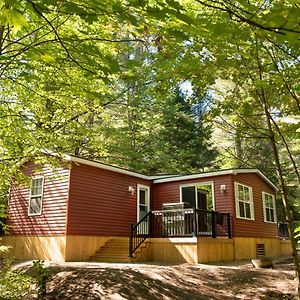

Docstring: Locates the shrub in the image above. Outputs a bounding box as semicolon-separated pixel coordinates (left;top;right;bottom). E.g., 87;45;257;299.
0;258;32;299
32;260;49;298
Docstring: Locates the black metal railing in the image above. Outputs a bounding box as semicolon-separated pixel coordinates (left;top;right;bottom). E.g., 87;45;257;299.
151;208;194;237
151;208;231;238
129;211;151;257
129;209;231;257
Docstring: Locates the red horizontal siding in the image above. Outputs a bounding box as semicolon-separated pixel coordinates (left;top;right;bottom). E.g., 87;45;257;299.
67;163;152;236
154;173;278;238
232;173;278;238
153;174;234;236
8;159;278;240
8;162;69;236
153;175;234;214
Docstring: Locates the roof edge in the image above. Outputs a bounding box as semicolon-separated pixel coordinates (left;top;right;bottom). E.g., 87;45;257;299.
153;169;278;190
65;155;151;180
42;151;277;190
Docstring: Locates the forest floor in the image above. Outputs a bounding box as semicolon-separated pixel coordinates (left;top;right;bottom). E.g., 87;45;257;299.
16;256;296;299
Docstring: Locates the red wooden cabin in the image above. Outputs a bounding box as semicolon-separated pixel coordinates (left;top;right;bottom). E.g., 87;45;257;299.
3;155;291;263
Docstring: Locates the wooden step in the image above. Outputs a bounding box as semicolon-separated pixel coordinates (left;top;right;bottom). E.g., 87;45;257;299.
96;250;129;255
90;256;133;263
89;237;148;263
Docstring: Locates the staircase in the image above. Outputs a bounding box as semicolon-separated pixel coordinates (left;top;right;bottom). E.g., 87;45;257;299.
89;237;149;263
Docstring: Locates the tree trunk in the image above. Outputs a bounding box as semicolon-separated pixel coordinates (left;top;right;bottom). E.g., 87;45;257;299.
235;124;242;168
261;93;300;298
253;44;300;297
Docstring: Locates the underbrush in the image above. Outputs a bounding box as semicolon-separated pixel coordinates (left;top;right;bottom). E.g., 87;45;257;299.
0;258;49;299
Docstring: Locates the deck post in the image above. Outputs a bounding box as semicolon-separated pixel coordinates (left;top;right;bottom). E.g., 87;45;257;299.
227;213;232;238
193;207;197;237
148;211;152;237
129;224;133;257
212;211;216;238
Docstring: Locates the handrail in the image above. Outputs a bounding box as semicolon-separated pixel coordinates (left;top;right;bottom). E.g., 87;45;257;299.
129;211;151;257
129;208;232;256
131;211;151;232
152;208;193;214
151;208;231;238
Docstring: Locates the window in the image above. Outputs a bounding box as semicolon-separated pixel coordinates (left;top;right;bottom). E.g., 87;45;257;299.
262;192;276;223
234;182;254;220
28;177;44;216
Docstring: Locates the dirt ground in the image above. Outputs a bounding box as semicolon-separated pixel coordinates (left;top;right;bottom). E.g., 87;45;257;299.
17;256;297;299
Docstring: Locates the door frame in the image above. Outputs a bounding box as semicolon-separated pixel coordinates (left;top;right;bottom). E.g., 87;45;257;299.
179;181;215;210
137;184;151;222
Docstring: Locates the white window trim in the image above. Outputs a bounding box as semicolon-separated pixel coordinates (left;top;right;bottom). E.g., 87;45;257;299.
28;176;44;217
262;192;277;223
179;181;215;210
234;182;255;221
137;184;150;222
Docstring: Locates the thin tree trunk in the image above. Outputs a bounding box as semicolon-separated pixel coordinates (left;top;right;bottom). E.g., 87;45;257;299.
262;98;300;298
269;115;300;184
0;26;4;54
235;124;242;168
256;85;300;298
254;43;300;298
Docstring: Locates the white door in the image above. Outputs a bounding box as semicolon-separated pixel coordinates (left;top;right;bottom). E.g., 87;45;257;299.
137;184;150;234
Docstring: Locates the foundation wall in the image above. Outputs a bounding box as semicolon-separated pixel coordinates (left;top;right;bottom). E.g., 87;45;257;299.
1;235;293;264
65;235;111;261
149;238;198;263
197;238;235;263
279;240;292;256
234;237;282;260
0;235;66;262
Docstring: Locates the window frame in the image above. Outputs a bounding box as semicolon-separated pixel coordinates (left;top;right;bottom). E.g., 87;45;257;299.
234;182;255;221
28;176;44;216
262;192;277;223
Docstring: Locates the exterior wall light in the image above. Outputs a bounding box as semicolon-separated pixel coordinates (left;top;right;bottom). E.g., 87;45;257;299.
220;184;226;193
128;186;135;195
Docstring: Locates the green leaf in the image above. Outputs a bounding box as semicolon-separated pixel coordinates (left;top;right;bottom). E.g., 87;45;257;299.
175;12;195;26
40;53;56;63
0;8;28;33
167;29;189;40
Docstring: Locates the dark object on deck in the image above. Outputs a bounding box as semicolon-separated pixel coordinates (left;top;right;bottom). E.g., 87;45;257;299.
251;258;273;268
278;222;289;239
216;213;224;225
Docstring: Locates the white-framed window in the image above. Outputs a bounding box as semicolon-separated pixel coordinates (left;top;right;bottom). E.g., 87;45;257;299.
234;182;254;220
262;192;277;223
28;177;44;216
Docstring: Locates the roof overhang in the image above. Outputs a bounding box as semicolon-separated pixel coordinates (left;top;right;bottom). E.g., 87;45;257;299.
64;155;152;180
42;151;277;191
153;169;278;191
